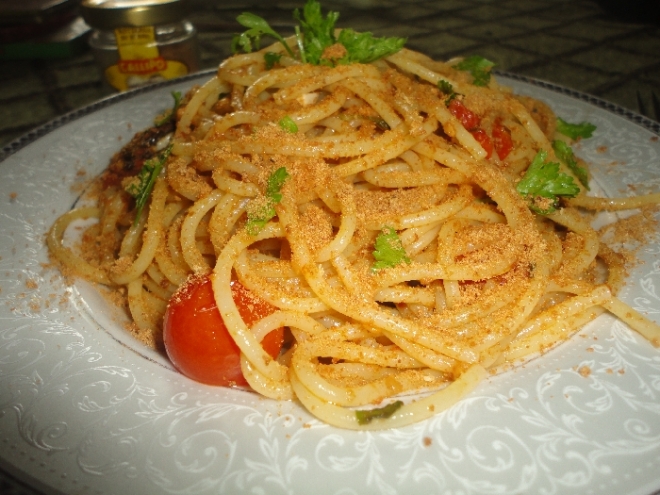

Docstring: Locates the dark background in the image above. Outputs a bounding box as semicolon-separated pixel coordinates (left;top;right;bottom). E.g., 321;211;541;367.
0;0;659;151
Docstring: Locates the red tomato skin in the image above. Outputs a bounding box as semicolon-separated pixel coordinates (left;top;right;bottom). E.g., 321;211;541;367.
492;121;513;160
470;129;493;159
448;99;480;130
163;275;283;387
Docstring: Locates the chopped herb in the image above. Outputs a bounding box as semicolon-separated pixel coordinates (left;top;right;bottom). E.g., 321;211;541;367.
453;55;495;87
154;91;182;126
246;202;275;235
266;166;290;201
370;116;390;131
294;0;338;65
355;400;403;425
372;226;411;271
233;0;405;66
437;79;453;94
125;145;172;225
232;12;296;58
437;79;458;106
279;115;299;133
246;167;290;235
516;150;580;214
556;117;596;140
335;28;406;65
264;51;283;69
552;139;590;189
246;199;275;235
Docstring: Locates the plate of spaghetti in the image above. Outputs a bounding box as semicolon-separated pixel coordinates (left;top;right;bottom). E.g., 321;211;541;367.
2;1;660;494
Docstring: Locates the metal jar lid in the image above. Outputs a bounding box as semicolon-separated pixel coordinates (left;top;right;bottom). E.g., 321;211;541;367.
80;0;190;30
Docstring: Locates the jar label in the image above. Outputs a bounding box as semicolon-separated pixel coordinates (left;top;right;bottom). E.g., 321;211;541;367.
105;26;190;91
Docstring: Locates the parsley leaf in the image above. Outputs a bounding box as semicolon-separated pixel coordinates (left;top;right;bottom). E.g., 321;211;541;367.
294;0;339;65
266;166;290;201
516;150;580;214
154;91;182;127
125;145;172;225
246;202;275;236
552;139;590;190
437;79;459;106
264;51;282;69
294;0;405;65
279;115;299;133
556;117;596;140
246;167;290;235
233;0;405;66
453;55;495;87
437;80;453;94
336;28;406;65
232;12;295;58
355;400;403;425
372;227;411;271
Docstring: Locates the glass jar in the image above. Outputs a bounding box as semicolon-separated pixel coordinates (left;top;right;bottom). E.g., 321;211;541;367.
81;0;200;92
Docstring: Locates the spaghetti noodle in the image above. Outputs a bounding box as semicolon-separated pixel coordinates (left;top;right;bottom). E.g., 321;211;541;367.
48;13;660;429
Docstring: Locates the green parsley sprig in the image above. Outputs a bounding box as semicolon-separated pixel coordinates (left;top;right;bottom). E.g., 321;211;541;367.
246;167;290;235
264;51;283;69
453;55;495;87
516;150;580;214
154;91;182;127
355;400;403;425
125;145;172;225
232;0;406;67
552;139;589;189
293;0;338;64
372;226;411;271
232;12;296;58
334;28;406;65
437;79;459;106
556;117;596;140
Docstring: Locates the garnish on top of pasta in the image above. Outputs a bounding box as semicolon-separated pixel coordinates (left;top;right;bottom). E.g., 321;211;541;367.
47;0;660;430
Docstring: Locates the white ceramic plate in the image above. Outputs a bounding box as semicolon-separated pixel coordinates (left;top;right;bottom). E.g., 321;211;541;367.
1;71;660;495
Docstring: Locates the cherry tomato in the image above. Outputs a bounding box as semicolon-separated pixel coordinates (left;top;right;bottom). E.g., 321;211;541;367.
448;99;480;130
163;275;283;387
492;121;513;160
470;128;493;159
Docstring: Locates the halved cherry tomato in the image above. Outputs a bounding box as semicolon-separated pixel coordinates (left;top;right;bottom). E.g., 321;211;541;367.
448;99;480;130
470;128;493;159
163;275;283;387
492;121;513;160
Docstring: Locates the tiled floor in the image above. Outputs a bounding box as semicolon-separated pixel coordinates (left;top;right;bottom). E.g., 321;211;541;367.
0;0;659;150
